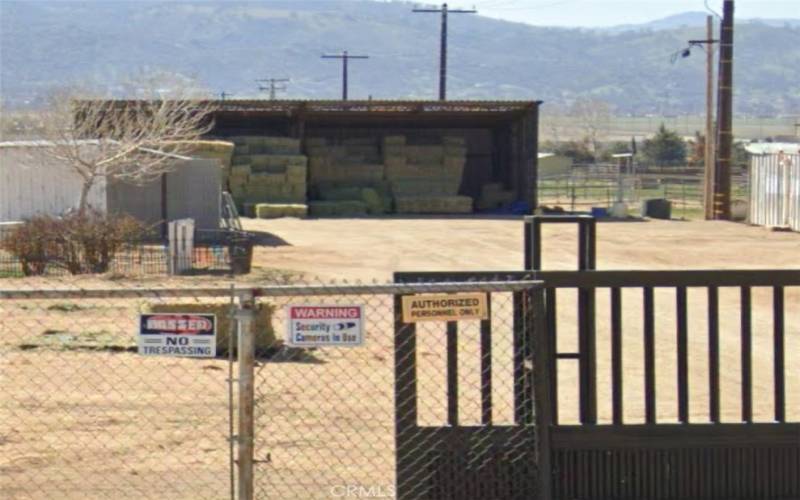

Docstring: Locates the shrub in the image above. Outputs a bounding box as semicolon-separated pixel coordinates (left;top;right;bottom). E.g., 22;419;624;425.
0;211;146;275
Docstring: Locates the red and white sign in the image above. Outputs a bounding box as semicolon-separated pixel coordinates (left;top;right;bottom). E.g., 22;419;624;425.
286;305;364;347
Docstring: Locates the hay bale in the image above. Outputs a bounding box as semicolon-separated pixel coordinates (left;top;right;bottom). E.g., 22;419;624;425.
255;203;308;219
319;186;363;201
157;140;235;170
442;136;466;146
249;154;307;170
146;302;277;355
383;135;406;146
230;164;251;178
361;188;386;214
249;173;285;186
405;146;444;164
305;137;327;148
342;137;376;146
308;200;368;217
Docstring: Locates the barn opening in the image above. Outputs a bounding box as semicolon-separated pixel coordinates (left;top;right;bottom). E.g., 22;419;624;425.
209;100;541;217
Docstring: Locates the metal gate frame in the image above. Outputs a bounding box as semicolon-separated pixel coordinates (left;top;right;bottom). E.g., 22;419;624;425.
392;276;545;499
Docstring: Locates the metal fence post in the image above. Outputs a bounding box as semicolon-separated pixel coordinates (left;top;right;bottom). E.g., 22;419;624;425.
236;290;256;500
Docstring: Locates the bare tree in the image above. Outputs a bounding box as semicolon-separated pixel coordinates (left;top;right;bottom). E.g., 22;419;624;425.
570;97;612;157
30;80;216;215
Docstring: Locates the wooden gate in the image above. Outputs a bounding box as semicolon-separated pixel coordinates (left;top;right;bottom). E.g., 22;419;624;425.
393;215;800;499
392;278;544;500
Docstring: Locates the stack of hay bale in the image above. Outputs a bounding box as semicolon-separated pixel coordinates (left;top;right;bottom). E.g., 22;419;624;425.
306;137;391;216
160;139;235;187
225;136;309;218
383;135;472;214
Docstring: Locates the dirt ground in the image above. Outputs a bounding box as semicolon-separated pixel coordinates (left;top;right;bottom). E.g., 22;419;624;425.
1;216;798;499
244;216;800;280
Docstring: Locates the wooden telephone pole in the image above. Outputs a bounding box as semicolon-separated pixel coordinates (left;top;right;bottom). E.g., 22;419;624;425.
713;0;735;220
256;78;290;100
688;16;719;220
413;3;476;100
321;51;369;101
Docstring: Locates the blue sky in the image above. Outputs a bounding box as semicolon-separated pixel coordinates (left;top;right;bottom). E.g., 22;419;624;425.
459;0;799;27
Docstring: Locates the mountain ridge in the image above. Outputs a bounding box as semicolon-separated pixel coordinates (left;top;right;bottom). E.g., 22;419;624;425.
1;1;798;115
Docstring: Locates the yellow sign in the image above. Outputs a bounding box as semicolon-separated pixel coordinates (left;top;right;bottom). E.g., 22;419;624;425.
402;293;488;323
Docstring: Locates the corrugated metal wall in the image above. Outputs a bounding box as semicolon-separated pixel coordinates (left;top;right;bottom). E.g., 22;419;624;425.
749;154;800;232
0;147;106;221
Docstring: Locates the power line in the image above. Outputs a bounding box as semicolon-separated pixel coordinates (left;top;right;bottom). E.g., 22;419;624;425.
255;78;290;100
321;51;369;101
413;3;477;100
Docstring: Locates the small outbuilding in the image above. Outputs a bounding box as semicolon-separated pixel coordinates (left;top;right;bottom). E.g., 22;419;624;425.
0;141;224;232
746;148;800;232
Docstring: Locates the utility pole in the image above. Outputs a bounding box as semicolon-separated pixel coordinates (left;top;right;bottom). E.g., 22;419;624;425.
672;17;718;218
256;78;290;100
219;91;234;101
685;17;719;220
321;51;369;100
413;3;477;100
714;0;734;220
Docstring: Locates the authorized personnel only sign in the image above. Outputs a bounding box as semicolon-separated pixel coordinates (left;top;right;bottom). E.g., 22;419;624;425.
138;313;216;357
402;293;488;323
286;305;364;347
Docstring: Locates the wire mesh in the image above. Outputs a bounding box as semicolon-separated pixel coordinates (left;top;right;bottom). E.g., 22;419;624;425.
251;281;540;500
1;278;542;500
0;282;236;500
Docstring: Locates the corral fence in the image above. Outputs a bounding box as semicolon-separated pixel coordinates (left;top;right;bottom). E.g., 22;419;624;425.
0;278;541;500
538;164;750;218
749;153;800;232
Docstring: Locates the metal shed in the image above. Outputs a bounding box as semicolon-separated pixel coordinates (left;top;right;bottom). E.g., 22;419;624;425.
748;152;800;232
0;141;221;231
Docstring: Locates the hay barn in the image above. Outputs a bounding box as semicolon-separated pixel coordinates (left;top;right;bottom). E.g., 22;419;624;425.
207;100;541;217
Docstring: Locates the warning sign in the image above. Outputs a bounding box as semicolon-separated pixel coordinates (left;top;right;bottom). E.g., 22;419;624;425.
138;313;216;357
402;293;488;323
286;305;364;347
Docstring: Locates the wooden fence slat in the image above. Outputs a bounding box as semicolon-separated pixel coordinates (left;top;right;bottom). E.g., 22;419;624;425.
741;287;753;423
709;286;720;423
774;287;785;423
446;320;459;426
644;287;656;424
677;286;689;424
546;287;559;425
611;287;623;425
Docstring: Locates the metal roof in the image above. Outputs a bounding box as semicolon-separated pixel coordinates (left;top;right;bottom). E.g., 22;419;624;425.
744;142;800;155
91;99;541;116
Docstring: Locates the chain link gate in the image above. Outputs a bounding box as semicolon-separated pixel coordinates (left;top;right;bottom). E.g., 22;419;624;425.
246;280;543;500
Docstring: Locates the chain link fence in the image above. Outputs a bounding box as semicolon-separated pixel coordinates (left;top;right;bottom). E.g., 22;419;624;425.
250;281;540;499
1;278;541;499
0;283;238;499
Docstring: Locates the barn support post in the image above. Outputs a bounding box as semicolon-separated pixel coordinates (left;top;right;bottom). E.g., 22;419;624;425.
236;291;256;500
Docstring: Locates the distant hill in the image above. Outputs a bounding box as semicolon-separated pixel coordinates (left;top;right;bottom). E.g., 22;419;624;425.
1;1;799;115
